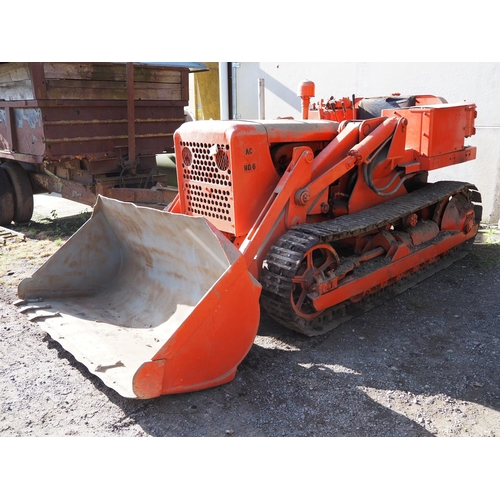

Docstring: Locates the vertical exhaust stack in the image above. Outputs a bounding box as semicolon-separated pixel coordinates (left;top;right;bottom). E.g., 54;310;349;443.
298;80;315;119
18;196;261;399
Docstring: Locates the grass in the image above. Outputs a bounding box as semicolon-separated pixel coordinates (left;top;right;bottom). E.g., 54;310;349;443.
29;209;91;239
485;227;500;245
0;211;91;288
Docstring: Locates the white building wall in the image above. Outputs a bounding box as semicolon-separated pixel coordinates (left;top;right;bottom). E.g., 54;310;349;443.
234;62;500;225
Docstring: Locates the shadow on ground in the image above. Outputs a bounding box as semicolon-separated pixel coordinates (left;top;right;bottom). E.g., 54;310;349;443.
44;240;499;437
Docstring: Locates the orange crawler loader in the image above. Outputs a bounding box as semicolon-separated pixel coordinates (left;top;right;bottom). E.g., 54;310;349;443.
17;81;481;398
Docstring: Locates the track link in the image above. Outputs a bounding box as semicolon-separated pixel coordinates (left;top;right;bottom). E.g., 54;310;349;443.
260;181;480;336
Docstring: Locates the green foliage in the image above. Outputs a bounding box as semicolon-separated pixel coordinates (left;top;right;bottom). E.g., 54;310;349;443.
20;211;91;242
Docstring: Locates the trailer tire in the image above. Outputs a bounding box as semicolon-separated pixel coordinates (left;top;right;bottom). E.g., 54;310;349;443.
0;168;15;226
1;161;34;223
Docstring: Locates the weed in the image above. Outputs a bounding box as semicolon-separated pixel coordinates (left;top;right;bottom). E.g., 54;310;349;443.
478;225;500;245
485;228;500;245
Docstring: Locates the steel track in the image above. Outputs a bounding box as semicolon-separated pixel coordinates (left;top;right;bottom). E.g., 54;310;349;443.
260;181;480;336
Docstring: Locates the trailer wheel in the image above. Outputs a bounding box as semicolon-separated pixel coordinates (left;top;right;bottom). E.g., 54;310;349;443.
0;168;15;226
1;161;34;223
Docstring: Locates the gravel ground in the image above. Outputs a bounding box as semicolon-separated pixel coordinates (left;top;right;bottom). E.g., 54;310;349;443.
1;204;499;439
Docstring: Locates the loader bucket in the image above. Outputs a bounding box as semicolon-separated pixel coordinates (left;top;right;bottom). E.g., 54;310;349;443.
18;196;261;399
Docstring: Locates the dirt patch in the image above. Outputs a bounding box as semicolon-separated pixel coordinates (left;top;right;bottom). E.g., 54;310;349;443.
1;211;499;437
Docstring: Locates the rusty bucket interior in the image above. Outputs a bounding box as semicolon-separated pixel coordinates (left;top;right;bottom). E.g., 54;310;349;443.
18;196;261;398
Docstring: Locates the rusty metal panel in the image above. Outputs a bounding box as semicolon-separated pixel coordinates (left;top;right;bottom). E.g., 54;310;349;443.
40;101;186;160
0;62;189;164
0;100;186;162
13;107;46;156
30;171;98;205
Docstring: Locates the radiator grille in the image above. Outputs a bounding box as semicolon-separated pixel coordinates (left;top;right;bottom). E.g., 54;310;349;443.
180;141;234;227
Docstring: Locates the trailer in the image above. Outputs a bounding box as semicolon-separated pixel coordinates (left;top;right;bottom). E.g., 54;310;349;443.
0;62;204;225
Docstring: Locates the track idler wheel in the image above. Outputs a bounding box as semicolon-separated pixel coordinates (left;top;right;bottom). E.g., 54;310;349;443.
291;244;340;319
1;162;34;223
0;167;15;226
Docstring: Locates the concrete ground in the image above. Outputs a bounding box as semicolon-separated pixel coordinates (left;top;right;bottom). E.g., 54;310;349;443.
32;193;92;221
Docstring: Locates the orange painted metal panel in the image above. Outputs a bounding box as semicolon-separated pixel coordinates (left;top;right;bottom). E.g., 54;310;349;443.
382;104;476;157
174;120;338;238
